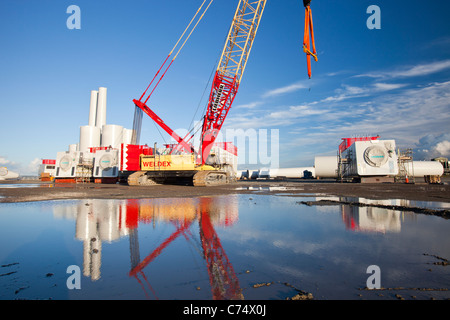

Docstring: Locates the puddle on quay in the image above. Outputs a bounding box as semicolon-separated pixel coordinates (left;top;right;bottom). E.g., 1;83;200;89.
235;186;304;192
0;194;449;300
337;196;450;211
0;183;54;188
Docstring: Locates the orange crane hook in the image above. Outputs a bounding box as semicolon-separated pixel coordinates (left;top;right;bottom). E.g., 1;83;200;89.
303;0;317;79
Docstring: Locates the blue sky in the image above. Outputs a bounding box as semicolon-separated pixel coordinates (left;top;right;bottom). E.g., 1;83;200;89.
1;0;450;174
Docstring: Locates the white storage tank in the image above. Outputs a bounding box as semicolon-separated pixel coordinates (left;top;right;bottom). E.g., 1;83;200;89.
69;144;78;153
101;124;123;149
314;156;339;178
407;161;444;177
122;128;133;145
79;125;101;153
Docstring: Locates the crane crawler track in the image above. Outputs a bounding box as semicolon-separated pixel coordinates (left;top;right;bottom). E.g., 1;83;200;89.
127;171;160;186
193;170;230;187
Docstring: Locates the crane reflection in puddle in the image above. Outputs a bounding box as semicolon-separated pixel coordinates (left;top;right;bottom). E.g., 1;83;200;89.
72;196;243;300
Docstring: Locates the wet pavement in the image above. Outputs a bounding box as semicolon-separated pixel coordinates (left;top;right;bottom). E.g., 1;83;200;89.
0;193;449;300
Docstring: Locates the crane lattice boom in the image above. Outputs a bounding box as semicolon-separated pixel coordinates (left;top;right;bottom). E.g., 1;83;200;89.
199;0;266;165
131;0;317;172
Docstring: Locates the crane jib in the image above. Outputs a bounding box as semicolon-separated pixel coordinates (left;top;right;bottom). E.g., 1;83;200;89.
211;84;225;112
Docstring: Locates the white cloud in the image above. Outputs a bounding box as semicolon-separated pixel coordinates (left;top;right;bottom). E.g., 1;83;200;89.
435;141;450;157
228;80;450;137
321;86;367;103
0;156;42;176
322;82;406;104
414;133;450;160
225;57;450;167
225;103;329;130
268;105;327;120
341;82;449;138
0;156;14;166
245;80;448;166
341;85;365;95
394;60;450;77
356;59;450;79
26;158;41;175
262;81;307;98
426;36;450;49
234;101;260;109
372;83;407;91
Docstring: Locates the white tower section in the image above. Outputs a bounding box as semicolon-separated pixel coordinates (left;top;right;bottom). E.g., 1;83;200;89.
88;90;98;127
96;87;107;129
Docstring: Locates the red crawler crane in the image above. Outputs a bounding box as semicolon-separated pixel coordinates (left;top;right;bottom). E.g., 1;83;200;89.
127;0;318;186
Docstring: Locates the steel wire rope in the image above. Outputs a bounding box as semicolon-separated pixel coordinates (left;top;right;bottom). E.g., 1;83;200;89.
133;0;214;145
184;22;232;151
186;54;221;143
152;117;168;146
142;0;215;106
139;0;210;102
171;59;217;154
